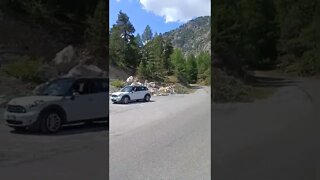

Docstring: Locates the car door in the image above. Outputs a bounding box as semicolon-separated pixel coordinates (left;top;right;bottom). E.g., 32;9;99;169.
130;86;139;100
136;86;145;99
61;79;95;121
89;79;108;119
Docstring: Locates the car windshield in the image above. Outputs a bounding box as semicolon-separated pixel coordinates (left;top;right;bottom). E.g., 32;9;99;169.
120;86;133;92
37;78;74;96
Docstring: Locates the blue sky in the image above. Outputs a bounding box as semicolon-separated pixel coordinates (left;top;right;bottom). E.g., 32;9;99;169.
109;0;210;36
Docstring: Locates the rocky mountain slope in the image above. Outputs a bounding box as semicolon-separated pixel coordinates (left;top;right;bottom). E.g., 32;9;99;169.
163;16;211;56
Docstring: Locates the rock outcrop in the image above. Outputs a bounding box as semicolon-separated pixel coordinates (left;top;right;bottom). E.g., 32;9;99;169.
65;64;107;77
52;45;77;74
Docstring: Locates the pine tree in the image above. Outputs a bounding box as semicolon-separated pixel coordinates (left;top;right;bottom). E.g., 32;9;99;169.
154;32;158;38
116;10;135;43
163;38;174;74
135;33;143;47
197;52;211;83
186;54;198;83
109;10;138;68
170;48;187;84
137;58;147;78
84;0;107;55
142;25;153;44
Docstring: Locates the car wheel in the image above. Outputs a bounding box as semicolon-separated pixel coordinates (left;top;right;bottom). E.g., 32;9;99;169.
40;110;62;133
122;96;129;104
144;94;151;102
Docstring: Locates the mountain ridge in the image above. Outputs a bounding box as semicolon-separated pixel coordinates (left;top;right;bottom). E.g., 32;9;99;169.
163;16;211;56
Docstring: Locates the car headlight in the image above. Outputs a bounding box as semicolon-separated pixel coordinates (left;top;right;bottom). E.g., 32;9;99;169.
112;94;122;97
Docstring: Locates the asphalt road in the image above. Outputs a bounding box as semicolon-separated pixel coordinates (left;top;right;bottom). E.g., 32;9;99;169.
213;73;320;180
0;108;108;180
109;86;211;180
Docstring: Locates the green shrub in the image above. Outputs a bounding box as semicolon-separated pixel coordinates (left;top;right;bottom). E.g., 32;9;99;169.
212;68;251;102
298;50;319;76
174;83;193;94
2;56;43;83
111;79;125;88
164;75;178;83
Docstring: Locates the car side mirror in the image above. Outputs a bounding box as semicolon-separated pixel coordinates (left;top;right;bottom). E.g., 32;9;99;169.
71;91;80;100
73;91;80;96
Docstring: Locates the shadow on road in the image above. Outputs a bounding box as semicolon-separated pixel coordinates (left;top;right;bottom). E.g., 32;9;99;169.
113;100;156;105
10;121;108;136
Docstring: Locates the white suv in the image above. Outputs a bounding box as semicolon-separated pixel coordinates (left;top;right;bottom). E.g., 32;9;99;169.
111;85;151;104
4;77;109;133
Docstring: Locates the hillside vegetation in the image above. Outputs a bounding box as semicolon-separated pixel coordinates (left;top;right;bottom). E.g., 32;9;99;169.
212;0;320;102
109;11;211;86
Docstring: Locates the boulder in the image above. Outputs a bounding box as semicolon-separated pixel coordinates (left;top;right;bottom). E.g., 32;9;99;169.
65;64;107;77
158;86;169;96
149;87;158;96
126;76;134;83
148;82;156;88
52;45;77;74
78;49;95;65
131;82;142;86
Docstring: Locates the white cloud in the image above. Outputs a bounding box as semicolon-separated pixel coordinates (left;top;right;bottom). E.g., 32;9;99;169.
116;0;120;2
139;0;210;23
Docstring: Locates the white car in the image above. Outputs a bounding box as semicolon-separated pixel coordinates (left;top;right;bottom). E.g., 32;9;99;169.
111;85;151;104
4;77;109;133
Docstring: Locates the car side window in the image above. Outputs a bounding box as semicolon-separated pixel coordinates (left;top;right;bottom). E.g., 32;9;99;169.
100;79;108;92
80;81;90;94
90;79;108;93
91;80;101;94
72;80;90;95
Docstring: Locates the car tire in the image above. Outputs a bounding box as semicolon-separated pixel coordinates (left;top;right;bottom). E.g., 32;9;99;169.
40;110;62;133
144;94;151;102
121;96;130;104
